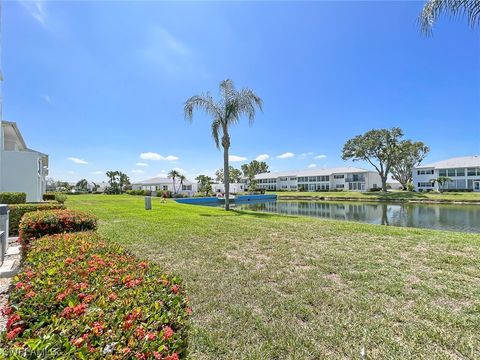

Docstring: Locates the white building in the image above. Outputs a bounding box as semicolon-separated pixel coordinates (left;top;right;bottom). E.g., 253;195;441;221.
132;177;198;196
212;182;246;194
0;121;49;202
255;167;382;192
413;155;480;192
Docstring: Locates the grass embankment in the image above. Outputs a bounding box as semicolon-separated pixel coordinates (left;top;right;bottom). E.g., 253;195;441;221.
274;190;480;203
68;195;480;359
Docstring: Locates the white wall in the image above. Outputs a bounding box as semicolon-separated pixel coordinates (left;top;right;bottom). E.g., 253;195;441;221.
1;151;44;202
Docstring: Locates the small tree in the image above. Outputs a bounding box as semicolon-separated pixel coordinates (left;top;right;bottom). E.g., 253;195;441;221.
76;179;89;192
342;128;404;192
432;176;451;193
215;166;243;183
196;175;213;196
241;160;269;192
178;174;186;192
391;140;430;189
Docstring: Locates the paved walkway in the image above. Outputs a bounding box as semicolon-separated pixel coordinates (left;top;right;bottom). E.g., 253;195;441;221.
0;237;21;333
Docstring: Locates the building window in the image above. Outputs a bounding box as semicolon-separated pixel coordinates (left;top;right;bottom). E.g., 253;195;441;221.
163;185;168;191
182;185;192;191
447;169;456;177
439;169;447;177
417;169;434;175
467;168;479;176
333;174;344;179
336;184;344;189
456;168;465;176
417;182;433;188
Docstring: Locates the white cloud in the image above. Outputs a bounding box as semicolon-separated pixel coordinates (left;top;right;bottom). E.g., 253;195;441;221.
172;167;185;174
140;152;179;161
41;94;52;103
132;169;144;174
299;152;314;159
91;171;104;175
67;157;88;165
308;163;317;168
229;155;247;162
67;170;75;175
136;162;149;167
277;152;295;159
19;0;47;25
255;154;270;161
314;154;327;159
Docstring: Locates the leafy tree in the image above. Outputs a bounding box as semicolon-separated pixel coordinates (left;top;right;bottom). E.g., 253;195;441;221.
241;160;269;192
432;176;451;193
105;171;130;194
419;0;480;36
342;128;404;192
185;79;263;210
391;140;430;189
215;166;243;183
168;170;181;194
195;175;213;196
75;179;89;192
178;174;187;192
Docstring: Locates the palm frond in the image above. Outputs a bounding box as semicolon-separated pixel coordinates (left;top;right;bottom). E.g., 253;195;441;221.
237;88;263;126
211;118;222;149
419;0;480;36
184;93;221;122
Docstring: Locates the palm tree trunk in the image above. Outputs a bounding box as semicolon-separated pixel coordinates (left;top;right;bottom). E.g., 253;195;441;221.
222;130;231;210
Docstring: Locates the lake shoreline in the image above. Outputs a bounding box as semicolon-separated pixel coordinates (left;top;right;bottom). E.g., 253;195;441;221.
277;195;480;205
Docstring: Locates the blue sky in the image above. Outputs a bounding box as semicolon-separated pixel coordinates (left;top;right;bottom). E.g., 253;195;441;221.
3;1;479;183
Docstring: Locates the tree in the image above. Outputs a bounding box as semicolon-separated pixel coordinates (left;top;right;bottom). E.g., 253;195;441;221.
76;179;89;192
185;79;263;210
342;128;404;192
432;176;451;193
391;140;430;189
241;160;269;192
215;166;243;183
118;172;130;193
419;0;480;36
178;174;186;192
196;175;213;196
105;171;129;194
168;170;181;194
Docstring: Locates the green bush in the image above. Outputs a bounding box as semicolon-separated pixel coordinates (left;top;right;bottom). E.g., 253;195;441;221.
8;203;65;235
1;232;190;359
18;210;97;255
127;190;146;196
42;192;56;201
0;192;27;204
156;191;172;198
55;193;67;204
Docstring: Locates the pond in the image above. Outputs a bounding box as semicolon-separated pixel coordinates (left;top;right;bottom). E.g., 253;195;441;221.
232;200;480;233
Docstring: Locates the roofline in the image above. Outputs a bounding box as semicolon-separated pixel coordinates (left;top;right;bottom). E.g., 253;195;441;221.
2;121;28;149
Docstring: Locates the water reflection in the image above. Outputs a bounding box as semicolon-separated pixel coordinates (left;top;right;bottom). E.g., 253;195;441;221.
236;200;480;233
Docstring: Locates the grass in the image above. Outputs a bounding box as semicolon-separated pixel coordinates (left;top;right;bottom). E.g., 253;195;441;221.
68;195;480;359
274;190;480;202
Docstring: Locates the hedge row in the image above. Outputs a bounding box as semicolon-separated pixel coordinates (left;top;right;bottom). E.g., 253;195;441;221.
18;210;97;255
8;203;66;235
1;231;190;359
126;190;174;198
0;192;27;204
42;192;56;201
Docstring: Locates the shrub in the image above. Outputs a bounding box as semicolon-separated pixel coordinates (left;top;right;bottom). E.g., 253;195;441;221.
0;232;190;359
8;203;66;235
42;192;57;201
55;193;67;204
369;188;382;192
0;192;27;204
18;210;97;254
127;190;147;196
156;191;172;198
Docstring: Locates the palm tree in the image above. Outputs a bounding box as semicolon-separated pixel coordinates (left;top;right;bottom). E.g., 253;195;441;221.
431;176;451;193
168;169;181;194
418;0;480;35
184;79;263;210
178;174;186;193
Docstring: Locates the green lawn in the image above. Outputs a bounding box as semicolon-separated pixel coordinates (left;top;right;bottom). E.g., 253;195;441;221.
68;195;480;359
274;190;480;202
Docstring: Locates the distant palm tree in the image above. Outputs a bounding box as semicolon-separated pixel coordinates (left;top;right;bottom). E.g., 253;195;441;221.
184;79;263;210
419;0;480;35
178;174;186;193
168;169;181;194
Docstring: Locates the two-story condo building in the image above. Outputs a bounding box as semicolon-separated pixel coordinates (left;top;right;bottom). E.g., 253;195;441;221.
0;121;49;202
413;155;480;192
255;167;382;192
